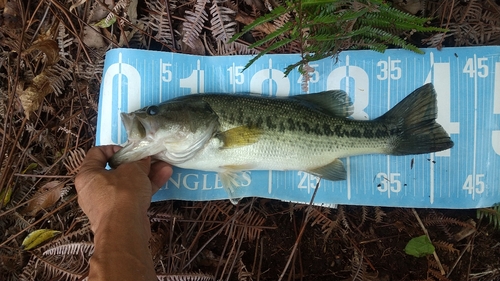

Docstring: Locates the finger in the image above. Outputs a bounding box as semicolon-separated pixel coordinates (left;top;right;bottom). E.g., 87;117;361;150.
81;145;122;170
119;156;152;176
149;161;173;193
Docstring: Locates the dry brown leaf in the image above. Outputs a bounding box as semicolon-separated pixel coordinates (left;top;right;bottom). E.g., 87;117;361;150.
23;39;60;66
453;219;477;241
18;39;60;117
18;71;53;118
235;12;276;35
83;25;106;48
22;181;63;217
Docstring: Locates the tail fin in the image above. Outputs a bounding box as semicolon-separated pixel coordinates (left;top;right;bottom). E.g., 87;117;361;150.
376;83;454;155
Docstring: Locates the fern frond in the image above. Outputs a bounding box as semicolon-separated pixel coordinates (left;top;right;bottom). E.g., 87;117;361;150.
477;203;500;230
376;5;429;25
38;224;92;253
29;251;89;281
310;8;369;24
423;213;473;229
244;37;294;70
57;24;73;61
457;0;483;22
357;206;368;229
360;12;445;32
230;5;287;43
215;40;259;55
232;0;446;77
338;205;351;231
42;242;94;256
433;240;459;256
182;0;209;49
144;0;175;48
63;148;86;176
272;10;291;29
233;210;266;241
428;259;450;280
308;206;339;239
241;22;296;69
190;200;235;224
157;273;215;281
428;268;451;281
18;257;37;281
364;27;424;54
248;21;294;49
210;0;236;43
148;202;184;222
374;206;386;223
350;249;367;281
47;64;73;96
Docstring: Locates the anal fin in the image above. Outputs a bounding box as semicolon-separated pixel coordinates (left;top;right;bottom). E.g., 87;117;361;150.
306;159;346;181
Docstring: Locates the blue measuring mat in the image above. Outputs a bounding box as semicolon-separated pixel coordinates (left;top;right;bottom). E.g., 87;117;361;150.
97;47;500;208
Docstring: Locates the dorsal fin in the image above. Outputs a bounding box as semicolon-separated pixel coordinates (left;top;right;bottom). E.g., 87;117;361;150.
292;90;353;117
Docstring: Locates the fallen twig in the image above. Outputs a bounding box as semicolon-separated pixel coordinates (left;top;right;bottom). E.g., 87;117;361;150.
412;208;446;275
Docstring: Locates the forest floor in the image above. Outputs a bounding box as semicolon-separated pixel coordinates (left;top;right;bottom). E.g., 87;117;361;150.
1;0;500;280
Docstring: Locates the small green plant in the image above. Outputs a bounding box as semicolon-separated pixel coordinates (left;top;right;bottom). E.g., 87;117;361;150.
405;235;435;258
477;203;500;230
230;0;447;76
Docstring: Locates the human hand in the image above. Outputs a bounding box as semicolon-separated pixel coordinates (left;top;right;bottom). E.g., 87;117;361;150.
75;145;172;233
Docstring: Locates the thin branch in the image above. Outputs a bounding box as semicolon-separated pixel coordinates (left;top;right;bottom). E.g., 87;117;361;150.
412;208;446;275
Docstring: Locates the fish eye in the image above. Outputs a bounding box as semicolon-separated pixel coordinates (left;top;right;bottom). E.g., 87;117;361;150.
146;105;159;115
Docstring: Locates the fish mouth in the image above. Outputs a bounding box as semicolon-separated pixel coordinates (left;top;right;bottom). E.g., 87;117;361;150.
120;113;157;141
108;113;163;168
121;113;148;141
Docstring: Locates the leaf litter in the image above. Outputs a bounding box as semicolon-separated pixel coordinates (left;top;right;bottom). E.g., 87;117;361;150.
1;0;500;280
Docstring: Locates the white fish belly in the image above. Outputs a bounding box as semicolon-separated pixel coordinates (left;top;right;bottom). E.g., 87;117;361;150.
175;133;388;172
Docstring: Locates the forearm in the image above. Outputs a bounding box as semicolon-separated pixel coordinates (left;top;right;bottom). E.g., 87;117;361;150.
88;210;157;281
75;146;172;281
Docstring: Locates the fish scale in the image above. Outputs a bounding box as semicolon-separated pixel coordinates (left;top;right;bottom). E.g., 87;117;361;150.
205;94;393;139
202;94;392;156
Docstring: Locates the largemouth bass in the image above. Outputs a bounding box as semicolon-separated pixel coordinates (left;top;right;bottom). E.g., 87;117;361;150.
109;83;453;202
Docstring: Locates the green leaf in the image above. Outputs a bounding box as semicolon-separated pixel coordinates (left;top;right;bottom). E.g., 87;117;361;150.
22;229;61;250
404;235;435;257
229;6;287;43
243;37;295;71
93;16;116;28
234;0;444;75
477;203;500;229
0;185;13;206
248;22;294;49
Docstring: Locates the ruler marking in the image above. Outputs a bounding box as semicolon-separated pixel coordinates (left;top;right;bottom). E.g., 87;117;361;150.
386;57;391;199
473;54;478;200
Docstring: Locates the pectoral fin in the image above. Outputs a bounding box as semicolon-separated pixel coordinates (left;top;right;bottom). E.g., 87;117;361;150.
306;159;346;181
219;126;262;149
